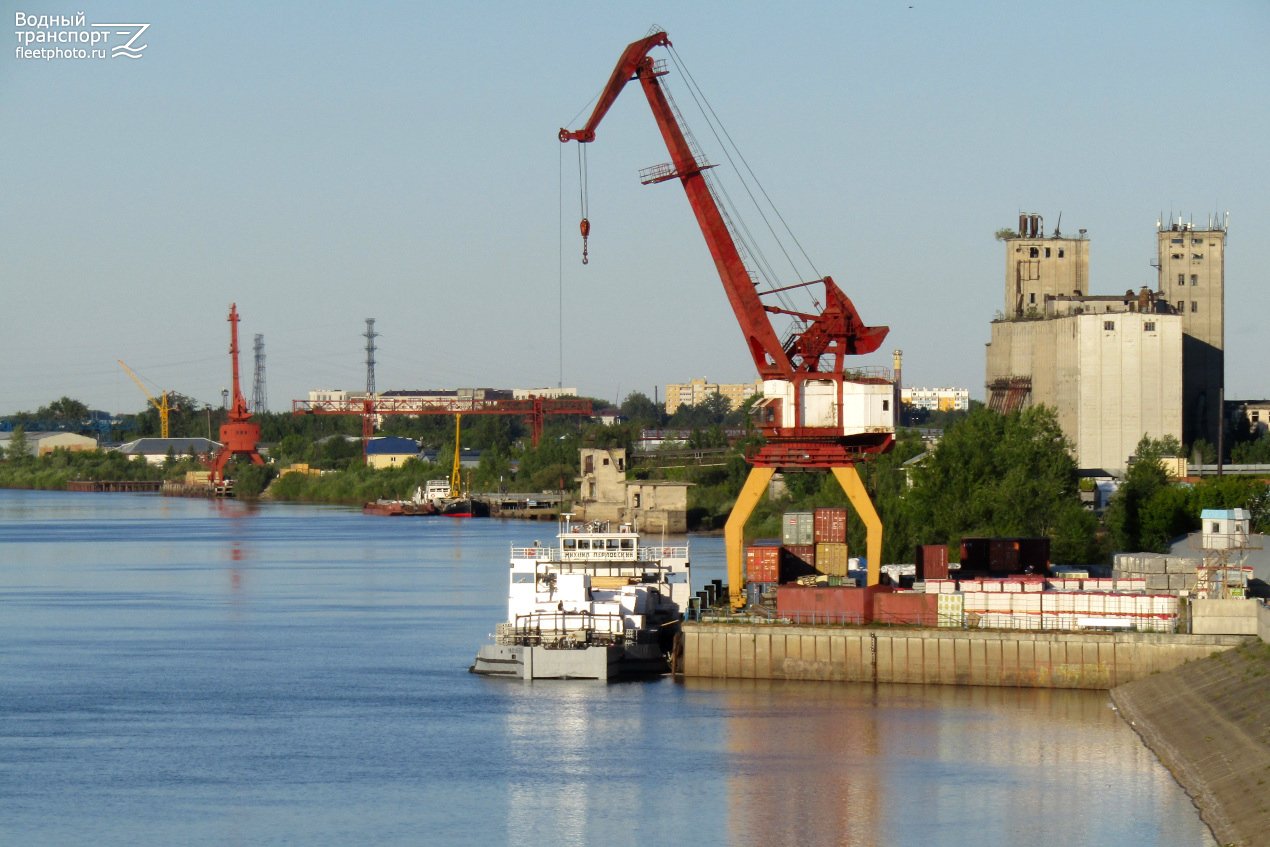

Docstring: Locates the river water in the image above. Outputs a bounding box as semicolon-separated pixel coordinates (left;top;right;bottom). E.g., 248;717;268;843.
0;490;1214;846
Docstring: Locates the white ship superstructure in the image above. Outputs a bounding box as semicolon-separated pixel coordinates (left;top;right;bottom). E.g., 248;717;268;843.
471;516;690;680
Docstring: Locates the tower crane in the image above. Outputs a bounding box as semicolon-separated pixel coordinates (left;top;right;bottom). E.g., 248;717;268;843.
560;31;896;607
118;359;173;438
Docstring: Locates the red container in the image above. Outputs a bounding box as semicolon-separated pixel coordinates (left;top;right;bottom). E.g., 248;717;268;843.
873;591;938;626
776;584;889;624
780;544;817;580
814;508;848;544
916;544;949;580
745;545;781;583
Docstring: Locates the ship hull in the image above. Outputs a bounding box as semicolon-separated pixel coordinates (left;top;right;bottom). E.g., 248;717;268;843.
470;643;669;681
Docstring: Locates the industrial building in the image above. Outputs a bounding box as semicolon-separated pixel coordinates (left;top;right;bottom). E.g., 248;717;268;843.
574;447;690;533
664;378;762;415
0;430;98;456
984;213;1226;472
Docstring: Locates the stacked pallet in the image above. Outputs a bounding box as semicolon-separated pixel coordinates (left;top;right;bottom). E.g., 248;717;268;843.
960;590;1178;632
1113;552;1198;594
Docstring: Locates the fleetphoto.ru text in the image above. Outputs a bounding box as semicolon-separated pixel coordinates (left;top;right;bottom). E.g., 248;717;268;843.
14;12;149;60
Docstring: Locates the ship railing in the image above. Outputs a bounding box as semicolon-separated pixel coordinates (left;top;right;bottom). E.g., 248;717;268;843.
510;545;688;561
507;612;627;647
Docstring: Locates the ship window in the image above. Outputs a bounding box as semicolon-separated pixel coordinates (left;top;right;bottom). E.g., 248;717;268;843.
563;538;577;550
1104;321;1115;331
512;573;534;584
1144;322;1156;332
620;539;634;550
607;538;620;550
1191;301;1198;313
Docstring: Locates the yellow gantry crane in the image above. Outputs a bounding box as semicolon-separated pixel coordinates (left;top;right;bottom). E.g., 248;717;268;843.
118;360;172;438
449;414;462;498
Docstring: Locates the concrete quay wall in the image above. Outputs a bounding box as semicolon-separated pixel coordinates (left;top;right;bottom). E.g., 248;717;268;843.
681;623;1250;689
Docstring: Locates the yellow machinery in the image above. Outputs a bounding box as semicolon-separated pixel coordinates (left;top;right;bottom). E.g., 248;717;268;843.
118;359;172;439
449;414;462;498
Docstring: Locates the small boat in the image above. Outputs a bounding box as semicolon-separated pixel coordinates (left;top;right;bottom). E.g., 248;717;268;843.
362;486;439;516
422;479;489;518
471;514;691;681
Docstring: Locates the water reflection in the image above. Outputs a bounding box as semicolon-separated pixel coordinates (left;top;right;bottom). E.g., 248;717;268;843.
684;679;1214;847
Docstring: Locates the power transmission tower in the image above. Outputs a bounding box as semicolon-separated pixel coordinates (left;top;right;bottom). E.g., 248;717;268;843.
252;334;268;413
364;319;379;397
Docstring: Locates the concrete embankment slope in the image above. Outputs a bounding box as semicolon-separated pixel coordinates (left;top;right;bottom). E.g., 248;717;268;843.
1112;638;1270;847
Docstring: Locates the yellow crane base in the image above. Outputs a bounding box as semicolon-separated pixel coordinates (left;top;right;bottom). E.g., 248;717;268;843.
724;465;882;610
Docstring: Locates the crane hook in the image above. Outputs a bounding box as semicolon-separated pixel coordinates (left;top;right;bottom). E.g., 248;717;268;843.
580;218;590;265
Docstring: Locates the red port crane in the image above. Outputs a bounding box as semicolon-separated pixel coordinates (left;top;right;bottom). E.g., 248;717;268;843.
209;303;265;483
560;31;896;605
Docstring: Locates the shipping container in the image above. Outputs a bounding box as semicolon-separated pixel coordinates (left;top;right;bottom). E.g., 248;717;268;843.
745;581;776;606
815;542;850;576
959;537;1050;575
873;591;939;626
781;544;817;580
915;544;949;580
782;511;815;546
775;584;890;624
745;545;781;583
813;507;849;544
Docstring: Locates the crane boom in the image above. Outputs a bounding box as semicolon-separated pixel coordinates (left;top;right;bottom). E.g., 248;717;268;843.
450;414;462;498
560;31;888;385
118;359;171;438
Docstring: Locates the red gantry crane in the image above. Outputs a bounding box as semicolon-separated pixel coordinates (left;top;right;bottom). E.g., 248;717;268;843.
209;303;265;483
292;395;593;459
560;30;896;607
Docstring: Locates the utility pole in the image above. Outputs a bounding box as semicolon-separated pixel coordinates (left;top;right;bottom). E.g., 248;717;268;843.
252;334;268;414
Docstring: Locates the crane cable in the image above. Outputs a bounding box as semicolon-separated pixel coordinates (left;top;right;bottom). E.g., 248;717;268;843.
577;143;590;264
668;45;823;309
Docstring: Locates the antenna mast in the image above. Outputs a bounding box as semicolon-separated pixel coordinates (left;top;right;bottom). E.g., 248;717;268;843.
364;319;379;397
252;333;267;413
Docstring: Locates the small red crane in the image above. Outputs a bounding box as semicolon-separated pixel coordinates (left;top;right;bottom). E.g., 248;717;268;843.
209;303;265;484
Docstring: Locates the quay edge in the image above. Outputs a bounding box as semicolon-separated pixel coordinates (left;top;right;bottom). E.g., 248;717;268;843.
680;622;1251;689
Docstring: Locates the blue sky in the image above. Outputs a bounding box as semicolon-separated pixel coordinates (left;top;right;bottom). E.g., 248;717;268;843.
3;1;1267;416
